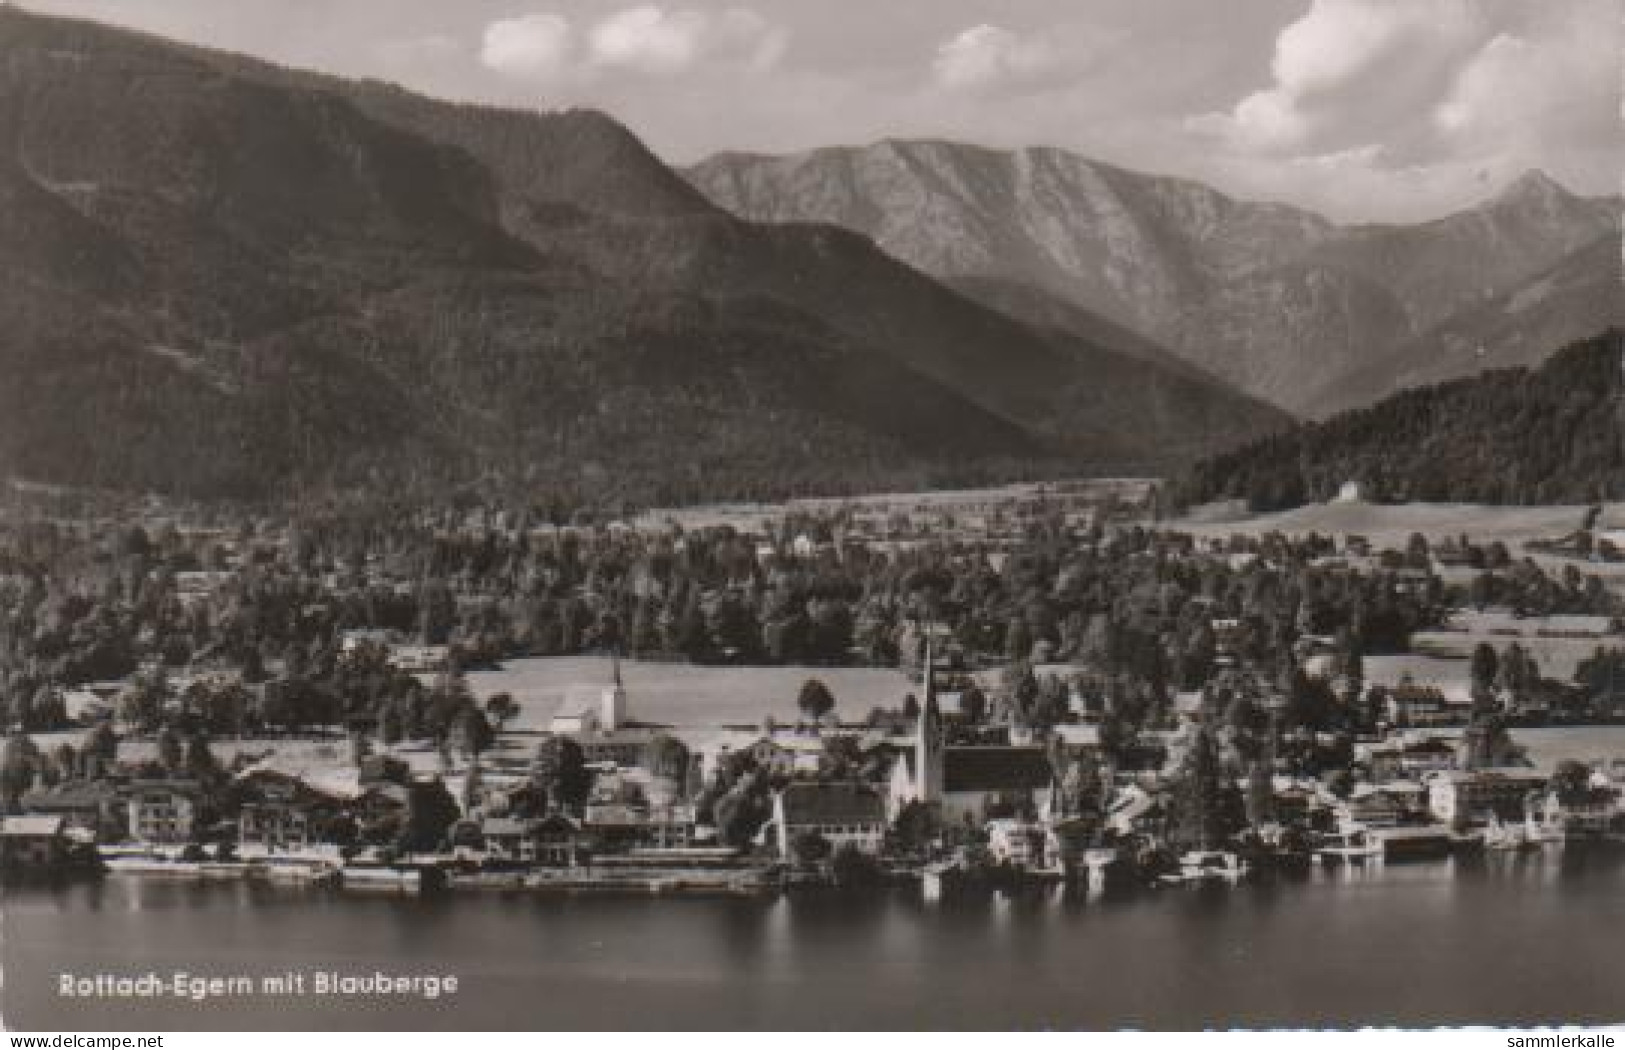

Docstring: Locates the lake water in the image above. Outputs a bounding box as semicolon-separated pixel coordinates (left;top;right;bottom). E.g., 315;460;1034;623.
5;851;1623;1031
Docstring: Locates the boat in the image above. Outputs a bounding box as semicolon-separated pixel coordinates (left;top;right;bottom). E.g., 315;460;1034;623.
100;848;203;877
253;855;340;886
1315;828;1383;865
1159;850;1248;886
1522;815;1568;848
920;861;960;902
339;864;428;895
1483;817;1537;853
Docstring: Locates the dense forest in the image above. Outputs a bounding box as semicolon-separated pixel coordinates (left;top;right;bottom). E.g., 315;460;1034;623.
1171;330;1624;511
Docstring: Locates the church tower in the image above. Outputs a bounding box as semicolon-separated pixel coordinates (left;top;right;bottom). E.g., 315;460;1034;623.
915;635;944;804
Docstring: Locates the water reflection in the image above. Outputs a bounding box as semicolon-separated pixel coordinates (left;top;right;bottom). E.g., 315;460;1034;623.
5;849;1623;1031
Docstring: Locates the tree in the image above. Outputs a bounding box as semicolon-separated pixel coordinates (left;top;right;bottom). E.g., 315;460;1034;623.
184;733;223;786
0;734;41;812
796;678;836;723
1244;762;1275;828
483;693;519;733
379;704;404;746
1169;728;1243;851
791;830;833;868
397;777;462;854
960;685;989;725
818;735;864;780
713;778;771;848
644;733;691;783
83;723;118;778
830;842;883;887
1470;643;1500;700
1551;760;1595;805
454;706;494;758
156;727;185;774
532;736;591;811
887;800;942;857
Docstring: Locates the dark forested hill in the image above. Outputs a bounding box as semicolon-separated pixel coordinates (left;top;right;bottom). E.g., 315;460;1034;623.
1170;331;1625;511
0;7;1286;508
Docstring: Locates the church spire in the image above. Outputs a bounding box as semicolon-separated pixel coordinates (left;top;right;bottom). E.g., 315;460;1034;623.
915;626;943;804
921;632;937;711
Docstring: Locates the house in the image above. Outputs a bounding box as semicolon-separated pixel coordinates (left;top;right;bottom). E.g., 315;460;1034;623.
235;767;332;854
1534;788;1618;839
481;814;587;866
986;818;1058;871
1048;724;1102;754
771;781;887;860
20;781;123;839
747;738;799;778
352;783;410;838
1384;679;1468;729
1339;784;1425;828
1426;768;1548;827
238;802;312;853
390;644;449;674
574;728;662;770
582;802;697;852
125;780;199;845
0;815;70;870
1368;737;1459;782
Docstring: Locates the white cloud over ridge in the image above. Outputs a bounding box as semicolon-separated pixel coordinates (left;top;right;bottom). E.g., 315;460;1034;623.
592;6;785;75
934;25;1058;92
1188;0;1620;220
479;5;786;81
481;14;573;79
931;23;1120;96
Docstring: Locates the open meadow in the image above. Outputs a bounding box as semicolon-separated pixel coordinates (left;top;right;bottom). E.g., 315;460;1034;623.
1175;500;1625;593
464;657;914;729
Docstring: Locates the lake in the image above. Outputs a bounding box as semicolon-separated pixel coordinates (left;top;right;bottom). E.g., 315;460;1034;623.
5;851;1623;1031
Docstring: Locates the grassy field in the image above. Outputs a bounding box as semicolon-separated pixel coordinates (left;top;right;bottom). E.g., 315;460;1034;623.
1175;500;1625;593
1513;726;1625;772
465;657;915;729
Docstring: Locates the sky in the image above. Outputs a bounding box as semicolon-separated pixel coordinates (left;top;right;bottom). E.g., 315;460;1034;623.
20;0;1624;222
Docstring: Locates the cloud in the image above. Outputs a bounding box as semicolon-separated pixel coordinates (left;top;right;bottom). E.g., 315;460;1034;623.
933;25;1058;92
481;13;574;79
1433;7;1622;156
1208;0;1494;155
590;6;785;75
1176;0;1620;219
930;23;1113;96
479;7;786;81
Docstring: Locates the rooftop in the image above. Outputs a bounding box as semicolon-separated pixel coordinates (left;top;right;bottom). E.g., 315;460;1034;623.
943;746;1053;793
779;781;886;827
1;815;66;837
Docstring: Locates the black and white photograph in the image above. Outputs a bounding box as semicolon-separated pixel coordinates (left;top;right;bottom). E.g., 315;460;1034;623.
0;0;1621;1038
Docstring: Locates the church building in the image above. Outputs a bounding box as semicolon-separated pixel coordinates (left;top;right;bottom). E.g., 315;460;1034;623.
888;641;1056;825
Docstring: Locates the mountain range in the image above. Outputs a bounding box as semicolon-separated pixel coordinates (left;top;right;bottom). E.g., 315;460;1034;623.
688;144;1622;417
0;7;1288;506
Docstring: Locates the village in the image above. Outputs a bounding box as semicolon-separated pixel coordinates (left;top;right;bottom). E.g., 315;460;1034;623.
3;486;1625;900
